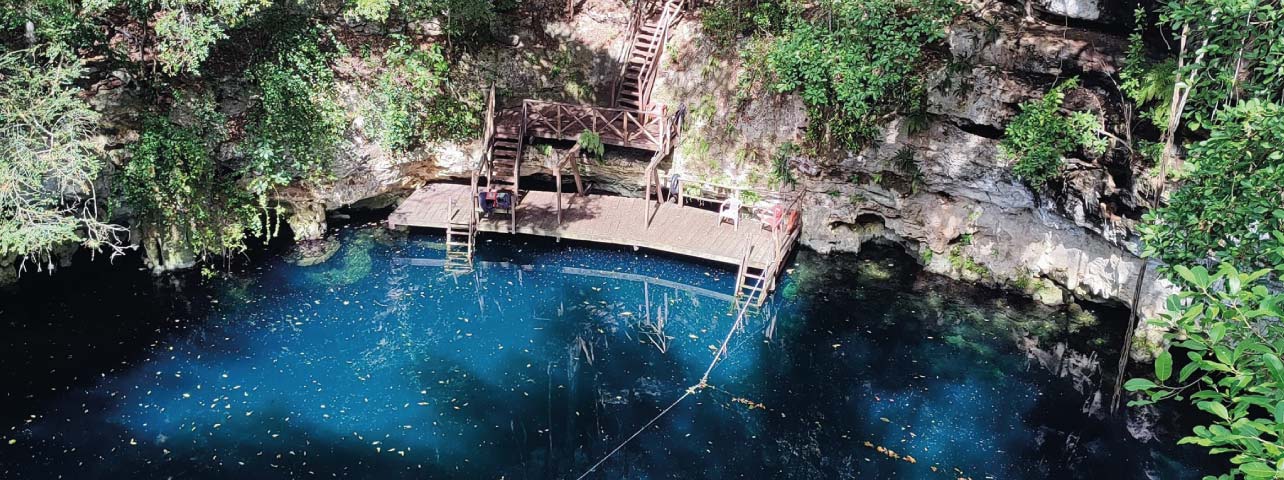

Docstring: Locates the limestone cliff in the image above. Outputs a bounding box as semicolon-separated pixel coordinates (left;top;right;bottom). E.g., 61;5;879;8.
14;0;1173;357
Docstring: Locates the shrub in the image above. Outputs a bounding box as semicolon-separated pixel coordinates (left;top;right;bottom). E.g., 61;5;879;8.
369;41;479;152
243;23;344;198
766;0;960;149
999;79;1106;187
577;130;604;159
1126;263;1284;480
1139;99;1284;272
120;114;260;259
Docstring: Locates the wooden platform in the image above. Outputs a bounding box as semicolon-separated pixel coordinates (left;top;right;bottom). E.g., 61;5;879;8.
388;183;782;269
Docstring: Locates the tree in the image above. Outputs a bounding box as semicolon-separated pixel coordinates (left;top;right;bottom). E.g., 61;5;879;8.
0;48;128;270
1139;100;1284;272
151;0;272;76
119;111;261;263
242;23;344;201
1127;262;1284;480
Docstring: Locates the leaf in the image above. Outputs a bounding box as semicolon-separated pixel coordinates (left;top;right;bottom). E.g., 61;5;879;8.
1209;323;1227;344
1179;362;1200;382
1264;354;1284;386
1124;378;1158;391
1237;462;1275;478
1198;401;1230;420
1155;351;1173;382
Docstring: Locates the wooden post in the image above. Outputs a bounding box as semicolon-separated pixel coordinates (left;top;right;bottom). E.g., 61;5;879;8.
643;174;652;228
571;153;585;196
555;157;563;226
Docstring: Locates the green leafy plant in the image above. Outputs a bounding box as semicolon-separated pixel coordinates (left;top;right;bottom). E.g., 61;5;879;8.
243;23;344;200
0;47;127;265
1119;11;1177;130
1139;99;1284;272
999;78;1107;188
120;114;261;261
1142;0;1284;133
578;130;605;159
891;146;925;193
1126;262;1284;480
369;41;479;152
700;0;787;48
769;142;798;188
766;0;960;148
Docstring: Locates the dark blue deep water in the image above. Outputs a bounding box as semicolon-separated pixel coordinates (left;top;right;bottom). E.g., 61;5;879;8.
1;224;1220;479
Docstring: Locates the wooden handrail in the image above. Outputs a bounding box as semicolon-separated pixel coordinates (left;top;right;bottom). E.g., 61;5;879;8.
522;99;667;149
472;85;496;226
637;0;684;109
611;0;649;107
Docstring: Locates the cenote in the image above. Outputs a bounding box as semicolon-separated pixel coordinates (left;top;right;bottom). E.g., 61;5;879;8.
1;224;1220;479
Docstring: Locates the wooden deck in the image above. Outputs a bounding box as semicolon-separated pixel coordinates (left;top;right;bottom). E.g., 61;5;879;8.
388;183;782;269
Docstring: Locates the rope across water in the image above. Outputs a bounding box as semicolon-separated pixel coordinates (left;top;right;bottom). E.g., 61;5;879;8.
573;273;764;479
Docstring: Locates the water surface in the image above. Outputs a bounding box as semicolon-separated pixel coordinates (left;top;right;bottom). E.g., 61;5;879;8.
0;225;1218;478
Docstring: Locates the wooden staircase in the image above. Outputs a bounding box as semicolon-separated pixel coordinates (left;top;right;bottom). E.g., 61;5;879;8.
614;0;685;111
472;87;525;234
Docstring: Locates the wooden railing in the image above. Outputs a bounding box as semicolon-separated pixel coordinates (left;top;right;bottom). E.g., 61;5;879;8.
611;0;649;106
611;0;685;110
637;0;684;109
522;99;667;150
470;86;497;226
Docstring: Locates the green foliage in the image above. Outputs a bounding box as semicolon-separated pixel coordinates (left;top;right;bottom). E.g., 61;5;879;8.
1139;99;1284;272
120;114;261;260
152;0;271;76
769;142;798;188
1148;0;1284;132
999;79;1106;188
577;130;604;159
369;41;479;152
947;246;987;277
766;0;960;148
891;146;924;193
0;48;125;264
1119;11;1176;130
1126;263;1284;480
0;1;107;50
700;0;788;48
345;0;498;39
244;24;344;199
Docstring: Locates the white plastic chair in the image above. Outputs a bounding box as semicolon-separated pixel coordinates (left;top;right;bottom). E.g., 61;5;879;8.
718;196;742;229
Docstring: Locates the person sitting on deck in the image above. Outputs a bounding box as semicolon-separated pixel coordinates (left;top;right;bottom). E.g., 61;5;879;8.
496;190;513;211
667;173;681;204
479;190;495;214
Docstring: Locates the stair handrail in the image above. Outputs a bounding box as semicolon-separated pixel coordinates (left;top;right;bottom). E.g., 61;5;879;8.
636;0;684;109
472;86;496;225
611;0;649;107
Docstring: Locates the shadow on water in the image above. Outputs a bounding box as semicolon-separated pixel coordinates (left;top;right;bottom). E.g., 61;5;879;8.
1;228;1224;479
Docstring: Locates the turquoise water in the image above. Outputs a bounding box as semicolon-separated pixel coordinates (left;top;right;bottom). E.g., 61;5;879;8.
1;224;1218;478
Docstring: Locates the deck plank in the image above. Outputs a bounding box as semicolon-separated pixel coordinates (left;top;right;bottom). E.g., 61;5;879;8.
392;184;785;268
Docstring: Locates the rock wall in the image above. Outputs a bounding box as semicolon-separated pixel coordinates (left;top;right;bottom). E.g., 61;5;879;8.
648;0;1172;358
17;0;1174;357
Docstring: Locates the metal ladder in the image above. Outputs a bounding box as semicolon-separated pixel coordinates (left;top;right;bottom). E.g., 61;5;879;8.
444;200;475;273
